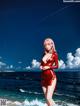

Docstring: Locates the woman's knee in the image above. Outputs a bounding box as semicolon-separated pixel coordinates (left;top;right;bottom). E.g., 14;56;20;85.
42;86;47;94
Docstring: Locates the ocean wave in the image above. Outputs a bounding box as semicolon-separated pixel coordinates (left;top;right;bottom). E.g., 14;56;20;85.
19;89;77;98
6;98;79;106
19;89;43;95
55;92;76;98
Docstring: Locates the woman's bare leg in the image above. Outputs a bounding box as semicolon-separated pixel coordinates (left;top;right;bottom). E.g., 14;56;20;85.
45;78;57;106
42;86;48;106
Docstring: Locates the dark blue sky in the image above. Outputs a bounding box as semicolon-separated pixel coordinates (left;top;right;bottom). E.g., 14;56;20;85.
0;0;80;67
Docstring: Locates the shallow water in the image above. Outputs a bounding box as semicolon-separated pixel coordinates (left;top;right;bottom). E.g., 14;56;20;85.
0;89;79;106
0;71;80;106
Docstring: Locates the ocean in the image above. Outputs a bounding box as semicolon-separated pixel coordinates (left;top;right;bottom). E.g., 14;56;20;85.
0;70;80;106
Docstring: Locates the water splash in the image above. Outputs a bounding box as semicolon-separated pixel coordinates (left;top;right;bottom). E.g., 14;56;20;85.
6;98;79;106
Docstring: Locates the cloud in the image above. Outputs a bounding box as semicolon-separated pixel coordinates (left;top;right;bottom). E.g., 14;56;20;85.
0;61;6;69
10;65;14;69
58;60;66;69
25;59;40;71
18;61;22;64
0;57;15;71
1;47;79;71
0;61;6;66
25;66;31;70
75;48;80;57
66;53;74;68
59;48;80;69
31;59;40;68
25;48;80;71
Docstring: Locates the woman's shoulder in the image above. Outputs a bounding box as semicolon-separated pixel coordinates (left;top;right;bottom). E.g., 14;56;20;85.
52;51;58;58
53;51;58;55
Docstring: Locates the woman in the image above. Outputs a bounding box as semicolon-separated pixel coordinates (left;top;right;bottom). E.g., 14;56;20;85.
40;38;59;106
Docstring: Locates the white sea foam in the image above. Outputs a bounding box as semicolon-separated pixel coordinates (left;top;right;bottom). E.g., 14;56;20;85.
19;89;43;94
6;98;79;106
19;89;25;93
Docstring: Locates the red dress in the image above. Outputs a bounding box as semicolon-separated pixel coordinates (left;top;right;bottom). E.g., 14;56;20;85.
40;51;58;91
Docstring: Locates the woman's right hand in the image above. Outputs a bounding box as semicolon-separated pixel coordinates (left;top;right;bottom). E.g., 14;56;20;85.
40;65;50;70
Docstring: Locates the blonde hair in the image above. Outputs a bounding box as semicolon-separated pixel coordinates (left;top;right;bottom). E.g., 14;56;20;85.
43;38;56;54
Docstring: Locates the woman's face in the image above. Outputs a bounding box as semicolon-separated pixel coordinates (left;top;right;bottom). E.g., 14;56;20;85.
44;40;53;51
